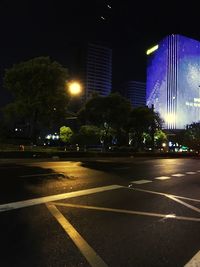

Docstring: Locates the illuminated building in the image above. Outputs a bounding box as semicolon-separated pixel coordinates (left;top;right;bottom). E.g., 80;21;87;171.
120;81;146;108
146;34;200;129
85;43;112;100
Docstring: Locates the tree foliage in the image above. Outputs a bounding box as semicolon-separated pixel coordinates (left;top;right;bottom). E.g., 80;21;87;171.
79;93;131;128
154;129;167;148
72;125;101;146
3;57;69;140
78;93;132;146
59;126;73;144
128;107;163;150
183;122;200;150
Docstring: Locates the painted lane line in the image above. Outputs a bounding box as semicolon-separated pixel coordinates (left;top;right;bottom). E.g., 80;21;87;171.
184;250;200;267
166;195;200;214
186;172;197;175
20;173;64;178
197;170;200;173
130;180;152;184
171;173;185;177
154;176;171;180
129;187;200;203
0;185;123;213
47;204;108;267
51;202;200;223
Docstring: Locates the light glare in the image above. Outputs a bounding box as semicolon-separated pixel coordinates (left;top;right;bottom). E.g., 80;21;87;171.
68;82;82;95
165;113;175;124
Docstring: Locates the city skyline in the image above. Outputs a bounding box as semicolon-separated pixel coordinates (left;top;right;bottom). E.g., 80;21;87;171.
1;1;200;88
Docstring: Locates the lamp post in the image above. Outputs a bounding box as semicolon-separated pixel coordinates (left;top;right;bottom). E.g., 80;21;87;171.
65;81;83;129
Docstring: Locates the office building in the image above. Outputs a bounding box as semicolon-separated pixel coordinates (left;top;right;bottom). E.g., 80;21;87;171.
121;81;146;108
146;34;200;129
83;43;112;100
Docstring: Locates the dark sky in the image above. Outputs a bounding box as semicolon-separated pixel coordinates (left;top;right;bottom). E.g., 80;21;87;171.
1;0;200;94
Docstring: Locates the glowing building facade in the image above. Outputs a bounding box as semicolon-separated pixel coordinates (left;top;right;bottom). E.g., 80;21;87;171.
146;34;200;129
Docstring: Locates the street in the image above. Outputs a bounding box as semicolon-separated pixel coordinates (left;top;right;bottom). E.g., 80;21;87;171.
1;157;200;266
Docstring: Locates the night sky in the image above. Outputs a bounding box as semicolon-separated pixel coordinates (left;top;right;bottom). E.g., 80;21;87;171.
1;0;200;102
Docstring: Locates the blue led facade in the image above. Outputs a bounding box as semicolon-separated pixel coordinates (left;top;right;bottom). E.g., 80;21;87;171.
147;34;200;129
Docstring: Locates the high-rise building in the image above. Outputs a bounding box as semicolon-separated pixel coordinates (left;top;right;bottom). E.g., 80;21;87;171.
84;43;112;100
146;34;200;129
121;81;146;108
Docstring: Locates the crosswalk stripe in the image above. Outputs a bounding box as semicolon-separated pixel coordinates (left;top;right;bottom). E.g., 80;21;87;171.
154;176;171;180
172;173;185;177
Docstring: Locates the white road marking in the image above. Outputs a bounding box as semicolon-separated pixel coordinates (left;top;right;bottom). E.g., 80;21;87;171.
128;186;200;215
154;176;171;180
171;173;185;177
51;202;200;222
184;250;200;267
166;195;200;214
186;172;196;175
197;170;200;173
129;187;200;203
0;185;123;213
47;204;108;267
130;180;152;184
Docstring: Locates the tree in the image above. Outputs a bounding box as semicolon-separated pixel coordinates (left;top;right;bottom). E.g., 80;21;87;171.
78;93;132;146
60;126;73;144
3;57;69;141
154;129;167;149
183;122;200;151
128;107;163;151
72;125;101;147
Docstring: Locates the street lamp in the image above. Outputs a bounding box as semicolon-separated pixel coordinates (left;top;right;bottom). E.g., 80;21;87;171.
68;81;82;96
66;81;83;120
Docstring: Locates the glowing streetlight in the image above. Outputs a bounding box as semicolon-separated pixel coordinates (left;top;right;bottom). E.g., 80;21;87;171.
68;81;82;96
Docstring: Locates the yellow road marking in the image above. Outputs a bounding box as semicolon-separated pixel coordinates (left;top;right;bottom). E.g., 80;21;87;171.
46;203;108;267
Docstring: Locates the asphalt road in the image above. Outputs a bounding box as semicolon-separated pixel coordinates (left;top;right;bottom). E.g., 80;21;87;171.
1;156;200;266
